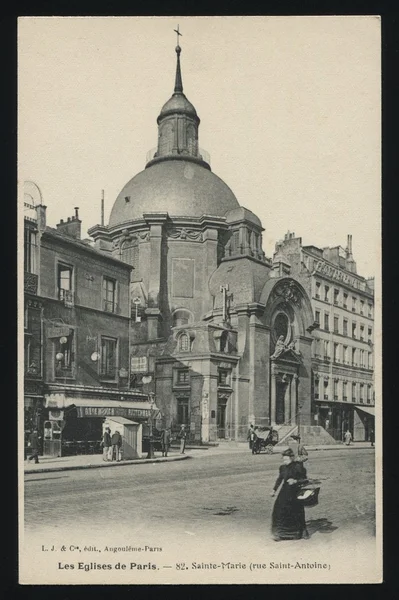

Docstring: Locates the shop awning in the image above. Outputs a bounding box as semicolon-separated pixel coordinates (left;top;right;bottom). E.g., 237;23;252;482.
45;396;160;420
355;405;375;417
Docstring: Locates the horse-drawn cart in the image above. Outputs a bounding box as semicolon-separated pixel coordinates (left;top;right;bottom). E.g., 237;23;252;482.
252;426;279;454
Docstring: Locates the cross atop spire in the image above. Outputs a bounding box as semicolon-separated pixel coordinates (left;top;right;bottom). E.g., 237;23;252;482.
174;24;182;47
173;25;183;93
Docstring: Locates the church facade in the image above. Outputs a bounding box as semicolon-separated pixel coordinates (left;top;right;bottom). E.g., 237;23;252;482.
88;42;321;443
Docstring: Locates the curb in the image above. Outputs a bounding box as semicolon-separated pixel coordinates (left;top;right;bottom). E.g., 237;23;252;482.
24;454;191;475
273;445;374;453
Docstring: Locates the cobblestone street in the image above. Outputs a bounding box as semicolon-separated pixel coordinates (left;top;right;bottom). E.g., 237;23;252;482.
22;448;378;584
25;448;375;541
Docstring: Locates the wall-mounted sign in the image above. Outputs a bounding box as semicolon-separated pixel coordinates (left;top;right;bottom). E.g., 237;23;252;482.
47;326;71;339
131;356;148;373
313;260;366;291
77;406;153;419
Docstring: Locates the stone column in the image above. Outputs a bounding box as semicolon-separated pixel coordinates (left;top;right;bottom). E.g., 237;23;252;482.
270;363;277;425
291;374;298;424
143;213;167;340
284;376;292;424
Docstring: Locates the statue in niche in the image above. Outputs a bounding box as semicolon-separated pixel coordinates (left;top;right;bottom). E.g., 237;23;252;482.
271;335;287;359
287;339;302;356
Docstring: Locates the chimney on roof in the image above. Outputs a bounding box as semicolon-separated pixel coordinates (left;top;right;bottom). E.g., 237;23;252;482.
347;234;353;256
36;204;47;232
56;208;82;240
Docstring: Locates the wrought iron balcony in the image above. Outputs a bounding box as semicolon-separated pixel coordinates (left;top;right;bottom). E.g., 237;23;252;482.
24;271;38;295
59;289;75;307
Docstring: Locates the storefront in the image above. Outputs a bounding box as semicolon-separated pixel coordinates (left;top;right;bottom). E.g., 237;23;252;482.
24;380;45;458
314;401;354;442
44;385;160;456
354;405;375;442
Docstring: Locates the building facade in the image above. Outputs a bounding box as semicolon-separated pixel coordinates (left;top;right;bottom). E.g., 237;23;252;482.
88;43;325;444
23;196;156;456
273;231;375;441
24;42;375;448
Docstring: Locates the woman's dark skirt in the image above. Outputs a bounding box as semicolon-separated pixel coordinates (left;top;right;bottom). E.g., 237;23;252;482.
271;483;306;540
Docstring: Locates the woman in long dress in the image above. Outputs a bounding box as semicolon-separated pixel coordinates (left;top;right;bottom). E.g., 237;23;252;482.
270;448;309;541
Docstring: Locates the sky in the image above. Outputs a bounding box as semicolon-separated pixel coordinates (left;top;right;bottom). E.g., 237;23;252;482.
18;16;380;277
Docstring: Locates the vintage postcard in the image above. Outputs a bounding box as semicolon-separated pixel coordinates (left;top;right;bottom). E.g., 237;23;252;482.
19;16;382;584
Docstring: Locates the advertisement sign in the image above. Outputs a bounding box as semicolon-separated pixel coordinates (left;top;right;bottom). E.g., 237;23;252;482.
130;356;148;373
76;406;153;419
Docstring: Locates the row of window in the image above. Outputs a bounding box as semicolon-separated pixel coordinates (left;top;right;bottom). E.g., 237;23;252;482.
313;339;373;368
314;282;373;317
314;378;373;404
315;311;372;341
57;263;118;312
54;332;118;380
176;368;231;386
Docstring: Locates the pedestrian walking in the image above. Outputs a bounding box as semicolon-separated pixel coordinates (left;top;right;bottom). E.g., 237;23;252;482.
27;428;41;464
270;448;309;541
288;434;308;465
178;424;187;454
111;430;122;461
370;428;374;448
161;427;171;457
247;424;256;452
102;427;112;461
344;429;352;446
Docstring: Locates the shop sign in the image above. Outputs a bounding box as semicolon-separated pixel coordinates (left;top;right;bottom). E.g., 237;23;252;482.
47;326;71;339
77;406;152;419
131;356;148;373
314;260;365;291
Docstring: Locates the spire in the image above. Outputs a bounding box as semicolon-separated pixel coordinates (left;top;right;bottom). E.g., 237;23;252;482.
174;44;183;93
173;25;183;93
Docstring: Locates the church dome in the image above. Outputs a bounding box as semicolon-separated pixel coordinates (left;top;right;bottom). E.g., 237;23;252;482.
159;93;197;119
109;159;239;226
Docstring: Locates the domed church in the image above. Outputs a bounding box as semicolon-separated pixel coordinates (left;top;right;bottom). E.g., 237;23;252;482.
88;40;317;443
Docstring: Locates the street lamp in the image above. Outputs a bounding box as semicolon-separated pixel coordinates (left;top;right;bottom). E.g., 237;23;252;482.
147;392;156;459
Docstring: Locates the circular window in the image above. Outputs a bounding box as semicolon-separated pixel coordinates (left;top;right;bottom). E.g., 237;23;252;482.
273;312;290;343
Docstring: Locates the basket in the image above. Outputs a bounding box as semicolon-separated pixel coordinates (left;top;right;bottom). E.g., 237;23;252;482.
296;485;320;507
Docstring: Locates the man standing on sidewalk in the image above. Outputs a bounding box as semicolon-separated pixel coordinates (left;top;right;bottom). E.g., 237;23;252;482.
178;424;187;454
344;429;352;446
102;427;112;461
111;430;122;461
27;428;41;464
247;424;256;452
161;427;171;457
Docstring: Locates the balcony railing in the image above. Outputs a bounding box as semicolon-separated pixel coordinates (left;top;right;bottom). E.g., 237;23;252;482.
24;271;38;295
103;300;118;314
100;366;117;380
59;289;75;307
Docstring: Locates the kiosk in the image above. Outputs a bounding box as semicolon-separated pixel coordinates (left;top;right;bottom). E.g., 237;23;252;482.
103;417;143;460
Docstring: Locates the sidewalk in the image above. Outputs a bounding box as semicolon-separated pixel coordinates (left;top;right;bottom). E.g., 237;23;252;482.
24;441;374;474
24;451;190;475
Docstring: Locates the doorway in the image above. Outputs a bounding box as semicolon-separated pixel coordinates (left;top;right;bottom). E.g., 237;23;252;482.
276;381;286;425
217;399;227;438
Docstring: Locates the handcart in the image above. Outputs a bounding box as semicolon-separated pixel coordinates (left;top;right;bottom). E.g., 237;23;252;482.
252;426;279;454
